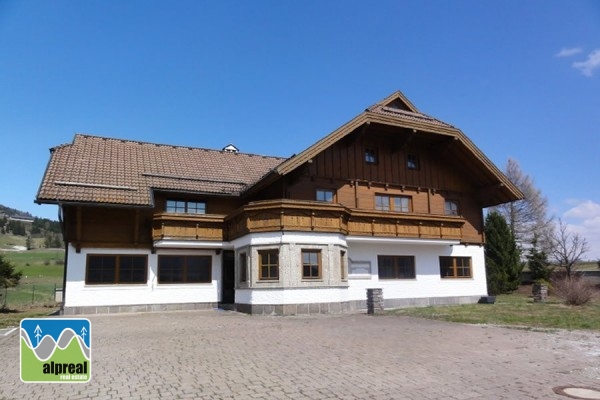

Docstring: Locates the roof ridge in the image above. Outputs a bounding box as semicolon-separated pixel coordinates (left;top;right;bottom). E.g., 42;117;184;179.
73;133;287;161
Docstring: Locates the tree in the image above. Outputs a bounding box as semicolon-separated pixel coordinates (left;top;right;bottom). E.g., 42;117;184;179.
491;158;553;253
550;219;589;278
526;235;552;281
26;234;33;250
484;211;522;294
0;254;22;308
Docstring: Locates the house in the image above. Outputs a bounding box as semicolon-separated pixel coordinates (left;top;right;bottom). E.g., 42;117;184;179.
35;91;522;315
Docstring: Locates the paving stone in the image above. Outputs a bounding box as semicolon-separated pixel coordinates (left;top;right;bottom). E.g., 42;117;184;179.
1;311;599;399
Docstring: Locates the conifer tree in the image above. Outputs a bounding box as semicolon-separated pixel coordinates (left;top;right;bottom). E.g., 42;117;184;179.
484;211;522;294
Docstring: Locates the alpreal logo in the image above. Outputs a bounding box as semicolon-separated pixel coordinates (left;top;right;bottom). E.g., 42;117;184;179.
20;318;91;383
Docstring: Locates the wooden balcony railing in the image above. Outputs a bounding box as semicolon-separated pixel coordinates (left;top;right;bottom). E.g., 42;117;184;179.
152;213;226;241
152;200;466;243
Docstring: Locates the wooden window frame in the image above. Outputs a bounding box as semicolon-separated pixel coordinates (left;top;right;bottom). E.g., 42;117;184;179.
301;249;321;280
375;194;412;212
407;154;419;170
444;200;459;216
340;250;347;281
316;189;335;202
258;249;279;281
377;255;416;280
166;199;206;214
439;256;472;279
365;148;378;164
239;252;247;283
86;254;148;285
157;255;212;284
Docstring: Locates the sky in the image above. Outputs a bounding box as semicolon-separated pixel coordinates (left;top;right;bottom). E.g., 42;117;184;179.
1;1;599;259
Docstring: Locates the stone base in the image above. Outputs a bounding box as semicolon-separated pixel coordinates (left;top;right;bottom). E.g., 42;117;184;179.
235;295;482;316
62;302;218;315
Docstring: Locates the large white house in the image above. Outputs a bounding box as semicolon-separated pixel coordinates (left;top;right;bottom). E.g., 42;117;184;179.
36;91;521;315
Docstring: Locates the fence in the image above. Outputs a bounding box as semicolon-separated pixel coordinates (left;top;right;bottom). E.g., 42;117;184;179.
0;283;61;309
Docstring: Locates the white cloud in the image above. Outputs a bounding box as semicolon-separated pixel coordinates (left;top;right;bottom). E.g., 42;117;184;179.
561;199;600;260
555;47;582;57
572;49;600;77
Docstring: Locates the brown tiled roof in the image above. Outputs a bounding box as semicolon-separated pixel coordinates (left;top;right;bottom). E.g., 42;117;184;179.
36;134;286;206
366;104;455;129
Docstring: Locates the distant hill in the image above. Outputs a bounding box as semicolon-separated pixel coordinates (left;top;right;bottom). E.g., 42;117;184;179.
1;203;61;249
0;204;34;220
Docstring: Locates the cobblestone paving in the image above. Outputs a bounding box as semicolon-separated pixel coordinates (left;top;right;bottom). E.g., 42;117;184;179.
1;310;599;399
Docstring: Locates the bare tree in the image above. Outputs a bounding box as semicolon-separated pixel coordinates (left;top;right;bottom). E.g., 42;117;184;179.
550;219;589;278
491;158;553;252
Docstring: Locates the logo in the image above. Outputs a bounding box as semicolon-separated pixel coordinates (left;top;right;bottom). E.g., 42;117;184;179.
20;318;91;383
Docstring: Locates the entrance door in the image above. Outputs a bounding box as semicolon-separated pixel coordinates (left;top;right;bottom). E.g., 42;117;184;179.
221;250;235;305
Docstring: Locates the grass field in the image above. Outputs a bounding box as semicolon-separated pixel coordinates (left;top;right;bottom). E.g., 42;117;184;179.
0;249;64;321
388;290;600;330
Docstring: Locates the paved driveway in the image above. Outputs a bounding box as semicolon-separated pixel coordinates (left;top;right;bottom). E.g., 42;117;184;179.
1;310;599;399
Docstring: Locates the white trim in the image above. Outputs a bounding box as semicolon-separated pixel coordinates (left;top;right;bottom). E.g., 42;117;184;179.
346;236;460;246
153;240;233;249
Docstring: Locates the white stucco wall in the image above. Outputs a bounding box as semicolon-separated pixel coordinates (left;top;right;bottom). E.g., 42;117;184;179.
346;238;487;302
63;245;221;307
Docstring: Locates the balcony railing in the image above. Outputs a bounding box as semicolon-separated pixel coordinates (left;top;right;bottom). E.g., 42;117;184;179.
152;200;466;243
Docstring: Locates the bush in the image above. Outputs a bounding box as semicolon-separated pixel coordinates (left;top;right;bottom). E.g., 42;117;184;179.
552;275;597;306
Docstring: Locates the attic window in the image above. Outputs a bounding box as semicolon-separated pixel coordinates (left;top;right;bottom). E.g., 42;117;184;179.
407;154;419;170
365;149;377;164
166;200;206;214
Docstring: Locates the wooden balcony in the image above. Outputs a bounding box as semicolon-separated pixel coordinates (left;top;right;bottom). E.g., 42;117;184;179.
152;213;226;241
226;200;465;241
152;200;466;243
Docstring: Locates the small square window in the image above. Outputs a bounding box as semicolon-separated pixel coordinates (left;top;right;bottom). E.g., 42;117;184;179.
407;154;419;170
316;190;334;202
445;200;459;216
302;250;321;279
259;250;279;281
365;149;377;164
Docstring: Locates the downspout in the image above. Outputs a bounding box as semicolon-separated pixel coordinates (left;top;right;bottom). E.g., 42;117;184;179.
58;203;68;315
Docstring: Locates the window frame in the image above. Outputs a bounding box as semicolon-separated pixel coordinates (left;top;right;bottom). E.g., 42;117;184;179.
407;154;419;170
439;256;472;279
301;249;322;280
239;252;247;283
258;249;279;281
377;255;416;280
340;250;347;281
86;254;148;285
166;199;207;214
157;255;212;284
365;149;378;164
444;200;459;216
375;194;412;212
316;189;335;203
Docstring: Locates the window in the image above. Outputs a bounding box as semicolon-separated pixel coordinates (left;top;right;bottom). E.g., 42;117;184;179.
166;200;206;214
239;252;247;283
340;251;347;280
302;250;321;279
378;256;415;279
407;154;419;170
439;256;472;278
258;249;279;281
316;189;334;202
365;149;377;164
158;255;212;283
445;200;459;216
375;194;412;212
86;255;147;284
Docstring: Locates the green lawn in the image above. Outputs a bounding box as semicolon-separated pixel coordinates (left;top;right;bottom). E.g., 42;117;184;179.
388;292;600;330
1;249;64;320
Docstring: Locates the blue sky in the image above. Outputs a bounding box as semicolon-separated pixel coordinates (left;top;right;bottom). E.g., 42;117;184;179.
1;1;599;258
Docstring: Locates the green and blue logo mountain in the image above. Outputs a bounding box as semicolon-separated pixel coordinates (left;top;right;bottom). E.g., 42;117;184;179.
20;318;91;383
